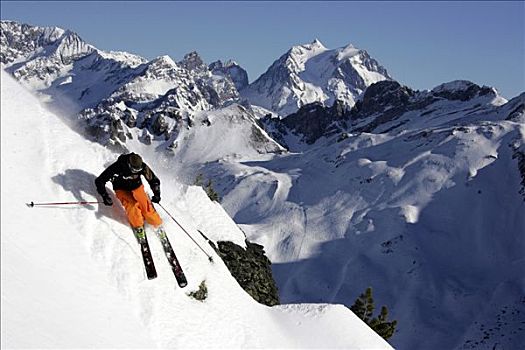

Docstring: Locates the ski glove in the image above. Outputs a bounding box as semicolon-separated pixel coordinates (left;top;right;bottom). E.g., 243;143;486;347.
102;193;113;206
151;184;161;203
151;194;161;203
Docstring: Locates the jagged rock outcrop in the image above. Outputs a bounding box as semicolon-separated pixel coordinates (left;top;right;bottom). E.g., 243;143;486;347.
277;100;351;145
179;51;207;73
210;59;249;91
431;80;496;101
265;79;505;146
2;23;96;85
1;21;247;131
1;20;71;64
214;240;280;306
349;80;417;133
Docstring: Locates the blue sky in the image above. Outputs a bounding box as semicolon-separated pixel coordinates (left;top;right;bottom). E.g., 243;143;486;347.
2;1;524;98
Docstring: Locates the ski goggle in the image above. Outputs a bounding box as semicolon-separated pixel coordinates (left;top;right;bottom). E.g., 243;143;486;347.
129;162;142;173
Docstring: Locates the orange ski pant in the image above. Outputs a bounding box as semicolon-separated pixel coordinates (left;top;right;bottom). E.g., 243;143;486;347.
115;184;162;228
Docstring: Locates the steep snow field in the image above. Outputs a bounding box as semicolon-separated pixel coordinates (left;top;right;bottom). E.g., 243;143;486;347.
1;71;393;349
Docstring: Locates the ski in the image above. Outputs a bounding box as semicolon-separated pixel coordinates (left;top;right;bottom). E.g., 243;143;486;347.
155;226;188;288
133;226;157;280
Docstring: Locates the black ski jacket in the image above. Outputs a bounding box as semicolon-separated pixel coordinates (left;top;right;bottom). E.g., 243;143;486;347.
95;153;160;197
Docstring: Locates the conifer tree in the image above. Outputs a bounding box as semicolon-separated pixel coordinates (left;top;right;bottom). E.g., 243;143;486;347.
351;287;375;323
194;173;204;186
205;179;220;202
351;287;397;340
194;173;220;202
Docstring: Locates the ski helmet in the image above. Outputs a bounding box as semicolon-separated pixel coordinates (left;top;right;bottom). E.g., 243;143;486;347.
128;153;143;173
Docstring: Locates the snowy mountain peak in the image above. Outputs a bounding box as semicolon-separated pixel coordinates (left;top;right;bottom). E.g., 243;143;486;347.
335;43;361;61
0;20;94;66
432;80;480;93
223;59;239;67
151;54;177;67
302;38;327;51
52;30;95;64
311;38;325;47
241;40;392;116
289;39;328;63
1;20;64;64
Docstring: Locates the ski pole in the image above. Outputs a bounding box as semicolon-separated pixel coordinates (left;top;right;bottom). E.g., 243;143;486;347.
157;203;214;263
26;201;103;207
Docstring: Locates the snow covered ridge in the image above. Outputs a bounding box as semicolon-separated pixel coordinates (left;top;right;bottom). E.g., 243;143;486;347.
1;70;393;349
0;20;243;115
1;20;66;64
1;21;266;156
80;99;286;159
265;79;507;146
240;38;393;116
2;21;395;120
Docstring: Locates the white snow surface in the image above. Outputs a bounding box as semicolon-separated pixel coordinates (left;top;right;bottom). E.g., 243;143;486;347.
188;91;525;349
1;71;393;349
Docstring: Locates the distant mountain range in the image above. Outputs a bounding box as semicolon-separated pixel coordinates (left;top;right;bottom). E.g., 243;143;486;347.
2;20;525;350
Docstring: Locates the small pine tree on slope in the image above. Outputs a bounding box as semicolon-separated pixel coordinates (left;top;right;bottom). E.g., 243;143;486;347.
351;287;397;340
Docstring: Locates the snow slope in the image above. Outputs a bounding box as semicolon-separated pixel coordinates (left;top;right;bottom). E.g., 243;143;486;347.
1;70;392;349
208;93;525;349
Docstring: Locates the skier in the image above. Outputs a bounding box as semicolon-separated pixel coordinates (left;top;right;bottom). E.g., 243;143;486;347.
95;153;162;231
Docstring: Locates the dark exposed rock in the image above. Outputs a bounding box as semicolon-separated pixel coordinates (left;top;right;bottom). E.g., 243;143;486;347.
197;79;222;107
432;81;496;101
213;240;280;306
512;150;525;200
266;78;502;145
187;280;208;301
506;103;525;122
262;80;418;144
123;108;137;128
151;113;169;136
178;51;207;73
260;115;290;150
349;81;416;133
210;60;249;91
281;100;351;144
355;80;414;117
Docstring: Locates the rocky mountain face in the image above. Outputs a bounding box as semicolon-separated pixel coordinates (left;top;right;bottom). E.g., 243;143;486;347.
0;21;243;114
1;21;277;156
264;80;504;147
209;59;249;91
2;21;398;154
205;238;280;306
240;39;392;116
1;20;94;67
